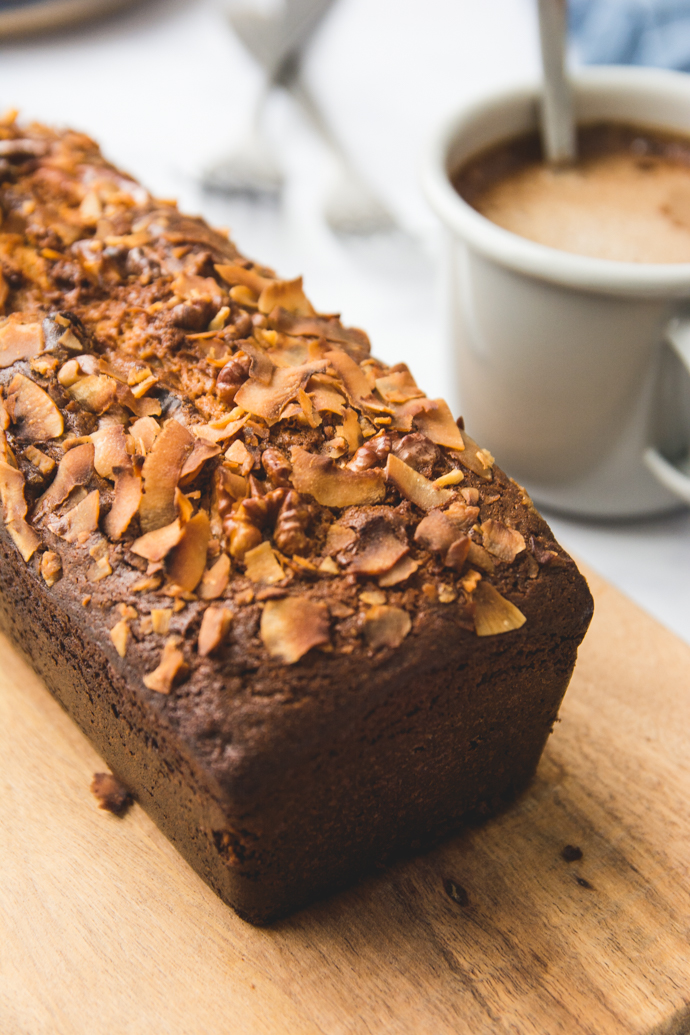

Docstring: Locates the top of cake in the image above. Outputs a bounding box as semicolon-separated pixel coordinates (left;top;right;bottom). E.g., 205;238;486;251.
0;114;567;690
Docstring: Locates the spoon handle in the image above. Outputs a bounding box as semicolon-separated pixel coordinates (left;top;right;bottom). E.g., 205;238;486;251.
537;0;576;165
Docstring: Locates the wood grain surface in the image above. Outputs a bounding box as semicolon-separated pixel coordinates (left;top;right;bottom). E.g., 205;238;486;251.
1;567;690;1035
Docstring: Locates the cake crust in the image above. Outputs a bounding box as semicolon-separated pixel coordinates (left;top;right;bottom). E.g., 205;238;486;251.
0;116;593;923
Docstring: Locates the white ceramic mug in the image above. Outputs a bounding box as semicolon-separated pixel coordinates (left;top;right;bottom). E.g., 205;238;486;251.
423;66;690;519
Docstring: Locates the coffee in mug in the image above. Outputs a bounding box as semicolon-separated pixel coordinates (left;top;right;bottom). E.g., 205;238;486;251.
453;122;690;264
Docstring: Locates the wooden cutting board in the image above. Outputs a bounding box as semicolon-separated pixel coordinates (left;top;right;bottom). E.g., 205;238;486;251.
1;567;690;1035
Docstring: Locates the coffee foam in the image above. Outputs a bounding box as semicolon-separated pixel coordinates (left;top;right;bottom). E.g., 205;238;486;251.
456;123;690;264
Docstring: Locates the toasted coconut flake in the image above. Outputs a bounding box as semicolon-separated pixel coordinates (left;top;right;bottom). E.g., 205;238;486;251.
412;399;464;451
235;361;326;424
165;511;211;592
444;501;480;531
297;387;321;428
260;596;330;663
68;375;118;415
91;425;128;478
139;419;194;533
24;444;55;477
334;408;361;459
109;620;130;658
179;439;220;485
480;519;526;563
0;318;43;368
224;439;254;473
319;556;339;574
143;636;187;694
105;466;143;540
473;581;526;636
198;552;231;600
385;453;453;511
34;442;94;520
291;446;385;507
466;540;496;574
434;469;464;488
363;605;411;649
349;520;408;576
374;366;424;404
360;589;386;606
445;535;471;572
0;459;41;560
172;271;223;306
308;378;347;416
131;519;184;562
192;415;249;445
456;434;494;480
378;554;419;587
217;465;248;502
128;416;160;455
214;263;268;295
48;489;100;543
258;277;315;317
5;373;63;442
0;396;9;432
198;606;233;657
414;510;459;554
40;549;62;586
325;348;378;411
244;540;285;584
325;523;357;555
151;608;172;635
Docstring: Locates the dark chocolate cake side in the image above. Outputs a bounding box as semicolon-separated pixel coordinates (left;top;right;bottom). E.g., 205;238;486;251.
0;116;593;923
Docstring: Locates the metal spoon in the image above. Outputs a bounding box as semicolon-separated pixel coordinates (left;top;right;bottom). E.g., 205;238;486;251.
537;0;576;165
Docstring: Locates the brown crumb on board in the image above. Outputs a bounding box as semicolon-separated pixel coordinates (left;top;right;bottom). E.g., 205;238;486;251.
443;878;469;907
91;773;133;816
561;844;583;862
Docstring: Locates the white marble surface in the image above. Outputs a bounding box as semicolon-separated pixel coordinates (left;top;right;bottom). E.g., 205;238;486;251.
1;0;689;642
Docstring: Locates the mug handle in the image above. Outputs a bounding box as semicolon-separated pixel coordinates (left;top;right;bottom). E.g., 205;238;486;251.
642;315;690;504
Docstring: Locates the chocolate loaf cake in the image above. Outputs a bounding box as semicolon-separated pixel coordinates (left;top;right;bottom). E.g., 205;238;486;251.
0;116;593;924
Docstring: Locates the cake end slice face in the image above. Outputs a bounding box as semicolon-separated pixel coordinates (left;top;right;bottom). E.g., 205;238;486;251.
0;117;593;923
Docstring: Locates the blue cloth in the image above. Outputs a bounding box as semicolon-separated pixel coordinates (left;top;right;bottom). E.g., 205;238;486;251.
570;0;690;71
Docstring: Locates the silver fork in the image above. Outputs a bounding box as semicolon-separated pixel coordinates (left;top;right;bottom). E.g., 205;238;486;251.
203;0;335;201
206;0;397;235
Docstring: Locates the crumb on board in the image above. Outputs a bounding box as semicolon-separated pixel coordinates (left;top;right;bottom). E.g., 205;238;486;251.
90;772;133;816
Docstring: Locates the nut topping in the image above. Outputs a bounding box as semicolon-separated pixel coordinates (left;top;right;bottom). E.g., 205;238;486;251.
0;318;43;368
480;519;526;564
198;606;232;657
34;442;94;521
244;540;284;584
40;549;62;586
362;605;411;649
0;460;41;560
47;489;100;543
385;453;453;511
273;490;310;556
5;373;63;442
260;596;330;663
143;636;187;694
473;582;526;636
139;419;194;533
291;446;385;508
165;510;211;593
198;552;231;600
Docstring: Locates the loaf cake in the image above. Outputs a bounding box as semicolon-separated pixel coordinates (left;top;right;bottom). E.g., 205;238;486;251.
0;115;593;924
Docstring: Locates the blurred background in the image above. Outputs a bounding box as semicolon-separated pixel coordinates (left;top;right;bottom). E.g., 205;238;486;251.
2;0;690;640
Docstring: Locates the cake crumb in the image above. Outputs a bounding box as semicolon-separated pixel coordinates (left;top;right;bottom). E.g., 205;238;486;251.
561;844;583;862
91;773;133;816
